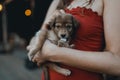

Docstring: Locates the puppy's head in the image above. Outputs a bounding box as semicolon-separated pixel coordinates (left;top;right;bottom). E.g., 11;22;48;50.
50;13;79;41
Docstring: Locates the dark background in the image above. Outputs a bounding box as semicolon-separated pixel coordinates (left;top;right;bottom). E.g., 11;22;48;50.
0;0;52;43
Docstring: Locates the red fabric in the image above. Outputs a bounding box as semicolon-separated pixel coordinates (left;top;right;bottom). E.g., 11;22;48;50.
42;7;105;80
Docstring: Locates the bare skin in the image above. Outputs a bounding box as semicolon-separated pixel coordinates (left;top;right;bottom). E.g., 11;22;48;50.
28;0;120;76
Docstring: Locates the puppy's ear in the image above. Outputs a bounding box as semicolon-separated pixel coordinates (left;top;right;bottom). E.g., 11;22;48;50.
49;18;56;29
71;16;80;38
72;16;79;29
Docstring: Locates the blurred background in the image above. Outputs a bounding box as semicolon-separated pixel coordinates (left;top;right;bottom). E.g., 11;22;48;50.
0;0;119;80
0;0;52;80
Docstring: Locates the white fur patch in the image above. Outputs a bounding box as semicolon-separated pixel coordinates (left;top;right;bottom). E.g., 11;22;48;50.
60;38;67;42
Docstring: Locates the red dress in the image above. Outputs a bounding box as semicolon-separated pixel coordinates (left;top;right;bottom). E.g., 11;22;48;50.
42;7;105;80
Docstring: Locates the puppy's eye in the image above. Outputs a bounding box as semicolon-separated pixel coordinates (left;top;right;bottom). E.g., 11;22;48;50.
55;23;62;28
66;24;72;29
67;25;72;28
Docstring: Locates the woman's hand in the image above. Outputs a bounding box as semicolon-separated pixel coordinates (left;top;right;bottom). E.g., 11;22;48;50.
32;40;58;66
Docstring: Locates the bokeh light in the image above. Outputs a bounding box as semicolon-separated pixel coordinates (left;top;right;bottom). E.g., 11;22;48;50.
25;9;32;16
0;4;3;12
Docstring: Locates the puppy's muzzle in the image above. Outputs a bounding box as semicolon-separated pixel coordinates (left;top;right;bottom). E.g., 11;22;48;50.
60;34;69;42
61;34;66;38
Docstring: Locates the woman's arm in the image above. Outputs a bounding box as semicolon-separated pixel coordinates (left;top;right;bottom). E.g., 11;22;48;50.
39;0;120;76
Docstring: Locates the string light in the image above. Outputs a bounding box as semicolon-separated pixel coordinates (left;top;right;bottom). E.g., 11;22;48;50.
25;9;32;16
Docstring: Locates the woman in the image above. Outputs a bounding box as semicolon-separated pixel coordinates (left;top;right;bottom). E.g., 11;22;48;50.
27;0;120;80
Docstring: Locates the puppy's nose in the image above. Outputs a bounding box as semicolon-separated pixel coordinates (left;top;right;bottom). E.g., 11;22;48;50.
61;34;66;38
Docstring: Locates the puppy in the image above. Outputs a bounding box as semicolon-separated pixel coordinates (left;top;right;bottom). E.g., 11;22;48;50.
48;13;78;48
27;13;79;76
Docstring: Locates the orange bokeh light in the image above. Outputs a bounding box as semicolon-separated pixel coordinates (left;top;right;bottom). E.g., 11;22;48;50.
0;4;3;11
25;9;32;16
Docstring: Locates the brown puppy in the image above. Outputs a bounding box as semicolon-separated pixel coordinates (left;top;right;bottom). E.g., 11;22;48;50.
48;13;78;48
27;13;79;76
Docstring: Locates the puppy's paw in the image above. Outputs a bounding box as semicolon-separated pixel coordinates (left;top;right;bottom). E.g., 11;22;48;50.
58;40;64;47
27;48;39;61
58;40;68;47
26;45;30;50
70;44;75;48
28;51;34;61
62;69;71;76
